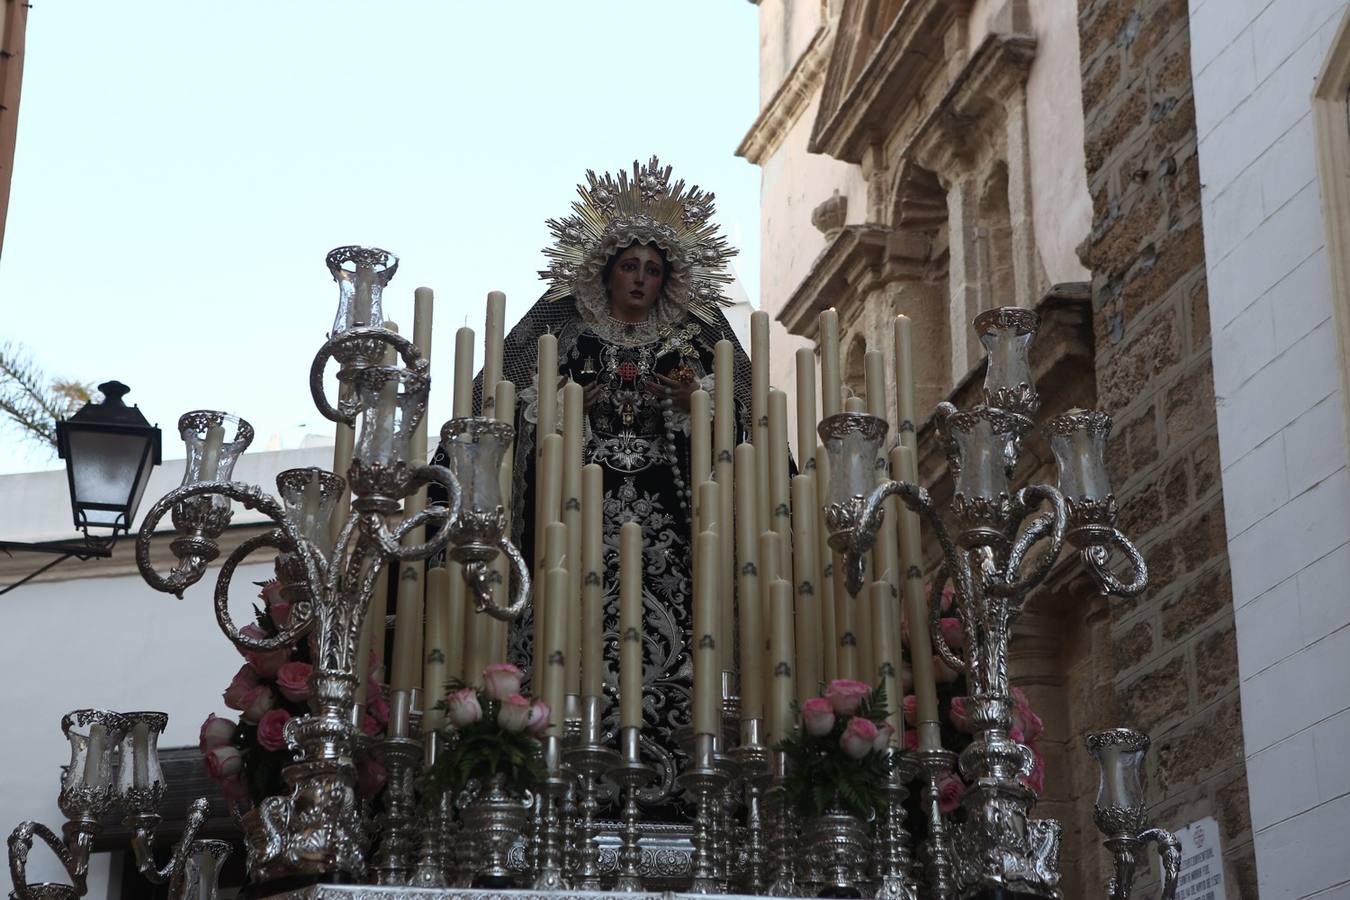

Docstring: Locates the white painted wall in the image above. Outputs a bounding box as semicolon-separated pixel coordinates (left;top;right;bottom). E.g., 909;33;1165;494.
0;446;332;899
1190;1;1350;897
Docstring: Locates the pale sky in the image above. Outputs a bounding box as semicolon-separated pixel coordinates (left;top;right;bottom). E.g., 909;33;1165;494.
0;1;763;476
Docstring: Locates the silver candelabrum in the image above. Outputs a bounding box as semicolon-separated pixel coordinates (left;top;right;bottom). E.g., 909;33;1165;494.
125;246;529;882
7;710;230;900
1086;729;1181;900
820;307;1149;899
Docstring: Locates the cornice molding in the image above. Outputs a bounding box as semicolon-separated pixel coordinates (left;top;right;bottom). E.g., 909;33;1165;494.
777;224;929;335
736;26;833;165
908;32;1037;182
809;0;974;163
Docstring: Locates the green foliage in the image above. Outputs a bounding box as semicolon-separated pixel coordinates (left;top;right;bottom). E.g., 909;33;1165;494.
422;680;546;808
773;682;895;820
0;342;94;454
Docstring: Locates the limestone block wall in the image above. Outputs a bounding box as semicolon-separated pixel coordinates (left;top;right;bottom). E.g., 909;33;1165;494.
1189;0;1350;898
1077;0;1255;895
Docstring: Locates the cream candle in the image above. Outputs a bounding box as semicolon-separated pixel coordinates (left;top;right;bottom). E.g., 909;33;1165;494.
131;721;150;789
791;474;820;704
531;434;563;679
814;443;838;682
734;444;763;724
452;326;475;417
619;521;644;730
795;348;818;471
83;724;106;788
490;379;516;661
690;389;712;536
894;443;939;748
769;389;791;540
581;463;604;700
483;291;506;415
870;580;901;743
692;529;720;736
543;566;569;735
422;566;450;730
562;382;584;697
767;579;796;748
331;383;356;532
199;424;224;481
300;470;321;544
713;340;736;668
758;529;782;711
536;333;559;440
750;310;771;537
352;265;374;326
819;308;841;419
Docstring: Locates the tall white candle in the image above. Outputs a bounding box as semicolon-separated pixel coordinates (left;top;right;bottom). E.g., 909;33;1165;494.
769;389;791;540
453;326;475;418
815;443;838;682
531;434;563;680
751;311;771;539
871;580;902;743
483;291;506;415
693;529;721;736
819;308;841;419
791;474;820;704
795;347;818;472
619;521;644;730
562;382;584;697
536;334;559;439
83;724;106;788
713;340;737;669
767;579;796;748
422;566;450;730
735;444;763;724
199;424;224;481
490;379;516;661
581;464;605;700
690;389;712;536
543;567;569;735
894;443;940;750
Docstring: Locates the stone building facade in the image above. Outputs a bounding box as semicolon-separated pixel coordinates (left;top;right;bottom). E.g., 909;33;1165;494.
739;0;1261;895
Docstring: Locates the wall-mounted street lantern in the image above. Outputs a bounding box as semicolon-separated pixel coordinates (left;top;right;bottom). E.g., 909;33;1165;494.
0;381;161;594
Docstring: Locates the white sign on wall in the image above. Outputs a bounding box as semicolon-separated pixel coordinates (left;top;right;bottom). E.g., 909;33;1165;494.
1174;816;1226;900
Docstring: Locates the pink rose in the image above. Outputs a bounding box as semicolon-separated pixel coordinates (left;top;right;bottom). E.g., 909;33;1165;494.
269;601;292;629
1011;688;1044;742
239;685;276;724
840;717;879;759
903;729;918;751
949;697;974;733
939;617;963;649
446;688;482;727
497;693;532;732
245;643;292;679
937;774;965;813
204;744;242;780
482;663;524;701
901;694;918;726
1019;745;1046;795
199;714;235;752
258;579;284;606
939;584;956;613
933;657;959;684
276;661;313;703
367;687;390;727
1010;725;1027;745
357;758;387;799
222;664;261;709
526;700;551;736
362;714;381;737
256;708;291;751
825;679;872;716
900;665;914;694
802;697;836;736
873;722;896;752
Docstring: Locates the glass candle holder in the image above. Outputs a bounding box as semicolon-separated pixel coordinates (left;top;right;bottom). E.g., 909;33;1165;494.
58;709;130;811
817;412;889;507
440;417;514;519
115;711;168;810
276;467;345;547
1085;728;1150;836
945;406;1026;502
352;365;430;469
178;411;252;487
975;307;1040;416
325;245;398;336
1047;409;1113;502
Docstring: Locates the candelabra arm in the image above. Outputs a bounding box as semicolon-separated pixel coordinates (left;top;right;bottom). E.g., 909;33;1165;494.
366;465;462;562
990;483;1067;598
927;566;967;676
126;798;209;885
8;821;85;900
213;531;319;651
1140;826;1182;900
135;480;302;599
309;327;426;426
1083;533;1150;598
466;536;530;621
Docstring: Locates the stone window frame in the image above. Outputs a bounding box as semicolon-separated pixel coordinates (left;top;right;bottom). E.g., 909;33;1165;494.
1312;3;1350;457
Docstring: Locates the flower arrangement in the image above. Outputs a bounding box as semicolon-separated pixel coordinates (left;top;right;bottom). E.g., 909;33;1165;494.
199;578;391;807
775;679;895;820
422;662;549;803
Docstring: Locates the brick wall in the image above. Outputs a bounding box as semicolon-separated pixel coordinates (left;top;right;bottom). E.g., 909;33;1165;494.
1077;0;1255;894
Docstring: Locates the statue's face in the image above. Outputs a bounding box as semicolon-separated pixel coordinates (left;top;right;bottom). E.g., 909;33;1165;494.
606;244;665;321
